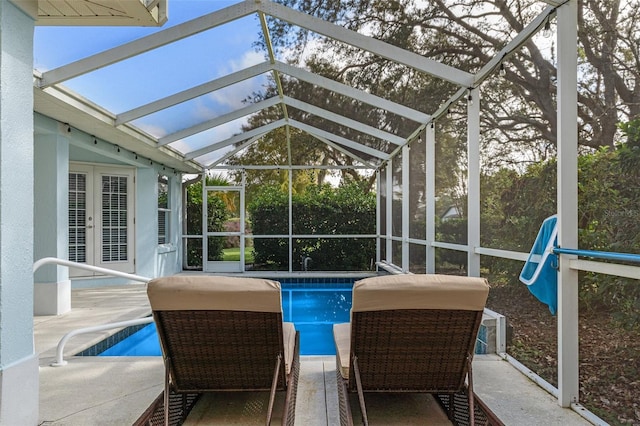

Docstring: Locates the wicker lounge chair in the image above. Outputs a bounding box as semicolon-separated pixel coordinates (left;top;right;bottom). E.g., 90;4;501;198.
334;274;497;426
143;275;300;426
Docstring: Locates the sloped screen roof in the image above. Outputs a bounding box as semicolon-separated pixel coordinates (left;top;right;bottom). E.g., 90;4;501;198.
33;0;557;173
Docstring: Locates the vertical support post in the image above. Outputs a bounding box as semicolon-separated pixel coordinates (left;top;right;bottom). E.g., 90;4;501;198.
240;171;246;272
201;172;207;271
467;87;481;277
426;125;436;273
402;145;410;272
288;168;293;273
386;163;393;262
556;0;580;407
375;170;381;265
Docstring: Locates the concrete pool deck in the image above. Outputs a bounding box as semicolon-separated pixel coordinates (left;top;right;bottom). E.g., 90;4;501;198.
35;284;593;425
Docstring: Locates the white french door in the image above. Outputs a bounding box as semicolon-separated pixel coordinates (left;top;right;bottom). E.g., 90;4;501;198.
69;164;135;277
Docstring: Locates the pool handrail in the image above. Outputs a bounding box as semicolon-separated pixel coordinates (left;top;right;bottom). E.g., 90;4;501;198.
33;257;153;366
50;316;154;366
33;257;151;282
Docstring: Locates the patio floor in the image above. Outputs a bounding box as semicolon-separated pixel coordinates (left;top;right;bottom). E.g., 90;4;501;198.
35;284;592;425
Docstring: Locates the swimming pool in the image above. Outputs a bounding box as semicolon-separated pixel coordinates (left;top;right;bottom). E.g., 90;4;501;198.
99;279;354;357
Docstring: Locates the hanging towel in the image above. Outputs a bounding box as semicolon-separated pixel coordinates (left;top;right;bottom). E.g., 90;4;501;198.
519;215;558;315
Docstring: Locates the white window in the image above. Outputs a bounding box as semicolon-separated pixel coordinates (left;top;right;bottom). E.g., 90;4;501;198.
158;174;170;245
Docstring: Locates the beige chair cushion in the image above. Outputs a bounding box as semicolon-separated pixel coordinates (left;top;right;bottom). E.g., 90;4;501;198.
352;274;489;312
283;322;296;375
147;275;282;312
335;274;490;379
148;275;296;374
333;322;351;379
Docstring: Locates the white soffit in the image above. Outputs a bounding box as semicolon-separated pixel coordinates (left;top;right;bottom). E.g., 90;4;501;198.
27;0;168;26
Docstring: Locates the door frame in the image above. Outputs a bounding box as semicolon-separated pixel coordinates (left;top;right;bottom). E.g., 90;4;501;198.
203;183;245;273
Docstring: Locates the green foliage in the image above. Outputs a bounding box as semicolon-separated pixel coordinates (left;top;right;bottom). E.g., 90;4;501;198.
568;120;640;328
436;217;467;270
246;186;290;267
248;182;376;270
479;160;557;282
222;247;254;263
481;118;640;328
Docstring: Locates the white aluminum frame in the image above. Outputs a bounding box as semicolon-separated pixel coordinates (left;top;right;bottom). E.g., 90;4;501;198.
556;0;580;407
33;0;632;419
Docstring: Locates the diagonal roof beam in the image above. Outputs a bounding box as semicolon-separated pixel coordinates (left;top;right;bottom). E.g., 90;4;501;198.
260;1;473;87
414;5;558;145
306;133;378;168
158;96;281;146
473;5;556;86
39;1;260;87
274;61;430;123
160;90;405;150
283;96;405;146
206;134;263;169
196;117;382;168
257;9;292;166
148;62;419;151
116;61;273;125
185;118;287;160
189;116;387;162
288;119;388;160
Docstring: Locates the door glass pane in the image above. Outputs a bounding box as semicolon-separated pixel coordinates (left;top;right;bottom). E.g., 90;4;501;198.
219;236;241;262
158;174;169;244
69;172;87;263
101;175;128;262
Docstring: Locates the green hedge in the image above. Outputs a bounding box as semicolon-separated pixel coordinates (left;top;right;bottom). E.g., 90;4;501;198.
248;183;375;270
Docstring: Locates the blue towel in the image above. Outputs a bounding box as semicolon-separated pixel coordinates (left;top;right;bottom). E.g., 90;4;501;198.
519;215;558;315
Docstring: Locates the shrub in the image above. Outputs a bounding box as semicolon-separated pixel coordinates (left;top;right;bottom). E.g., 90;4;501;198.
248;183;375;270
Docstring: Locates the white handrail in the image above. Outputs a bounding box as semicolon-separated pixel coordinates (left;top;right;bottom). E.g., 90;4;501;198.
34;257;154;366
33;257;151;282
50;316;155;366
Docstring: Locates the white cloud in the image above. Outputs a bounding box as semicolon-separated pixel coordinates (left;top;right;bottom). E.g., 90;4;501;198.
207;79;265;111
222;50;265;74
204;51;269;111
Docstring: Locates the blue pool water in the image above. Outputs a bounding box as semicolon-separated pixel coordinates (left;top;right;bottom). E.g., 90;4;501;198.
99;280;354;357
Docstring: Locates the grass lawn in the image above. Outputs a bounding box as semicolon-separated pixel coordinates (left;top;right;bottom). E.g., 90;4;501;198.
223;247;254;263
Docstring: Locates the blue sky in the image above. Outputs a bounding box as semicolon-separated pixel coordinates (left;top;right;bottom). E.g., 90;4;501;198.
34;1;272;162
